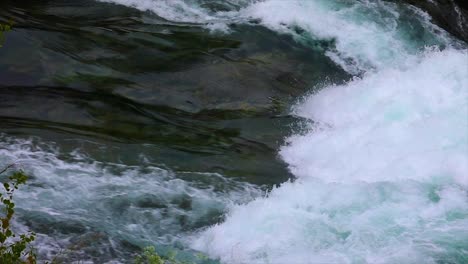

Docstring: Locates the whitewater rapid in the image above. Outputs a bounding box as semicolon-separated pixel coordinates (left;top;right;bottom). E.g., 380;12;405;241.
7;0;468;263
192;48;468;263
139;0;468;263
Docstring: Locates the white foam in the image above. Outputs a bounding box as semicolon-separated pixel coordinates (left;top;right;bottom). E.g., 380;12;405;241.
241;0;455;74
283;49;468;185
193;48;468;264
98;0;214;23
192;1;468;263
96;0;254;32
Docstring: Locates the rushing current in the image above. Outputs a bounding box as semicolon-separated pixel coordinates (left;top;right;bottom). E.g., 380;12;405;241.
0;0;467;263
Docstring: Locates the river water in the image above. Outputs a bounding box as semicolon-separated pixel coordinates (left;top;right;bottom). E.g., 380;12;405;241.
0;0;467;263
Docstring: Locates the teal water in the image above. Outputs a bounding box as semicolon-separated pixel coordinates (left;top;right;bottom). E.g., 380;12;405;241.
0;0;467;263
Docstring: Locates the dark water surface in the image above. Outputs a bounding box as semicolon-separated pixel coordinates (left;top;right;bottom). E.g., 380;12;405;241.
0;0;348;262
0;0;347;184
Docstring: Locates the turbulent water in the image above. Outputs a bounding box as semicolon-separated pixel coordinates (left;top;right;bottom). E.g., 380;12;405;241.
1;0;467;263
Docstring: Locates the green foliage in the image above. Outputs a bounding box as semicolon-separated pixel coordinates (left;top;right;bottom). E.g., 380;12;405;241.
135;246;163;264
0;167;37;264
0;19;13;47
135;246;211;264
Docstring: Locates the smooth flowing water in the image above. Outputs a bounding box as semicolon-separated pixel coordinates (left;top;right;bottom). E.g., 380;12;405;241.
0;0;467;263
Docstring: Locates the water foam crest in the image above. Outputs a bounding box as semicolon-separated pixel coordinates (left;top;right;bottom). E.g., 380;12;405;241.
99;0;214;23
193;1;468;263
241;0;456;74
283;49;468;185
97;0;256;31
193;47;468;264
